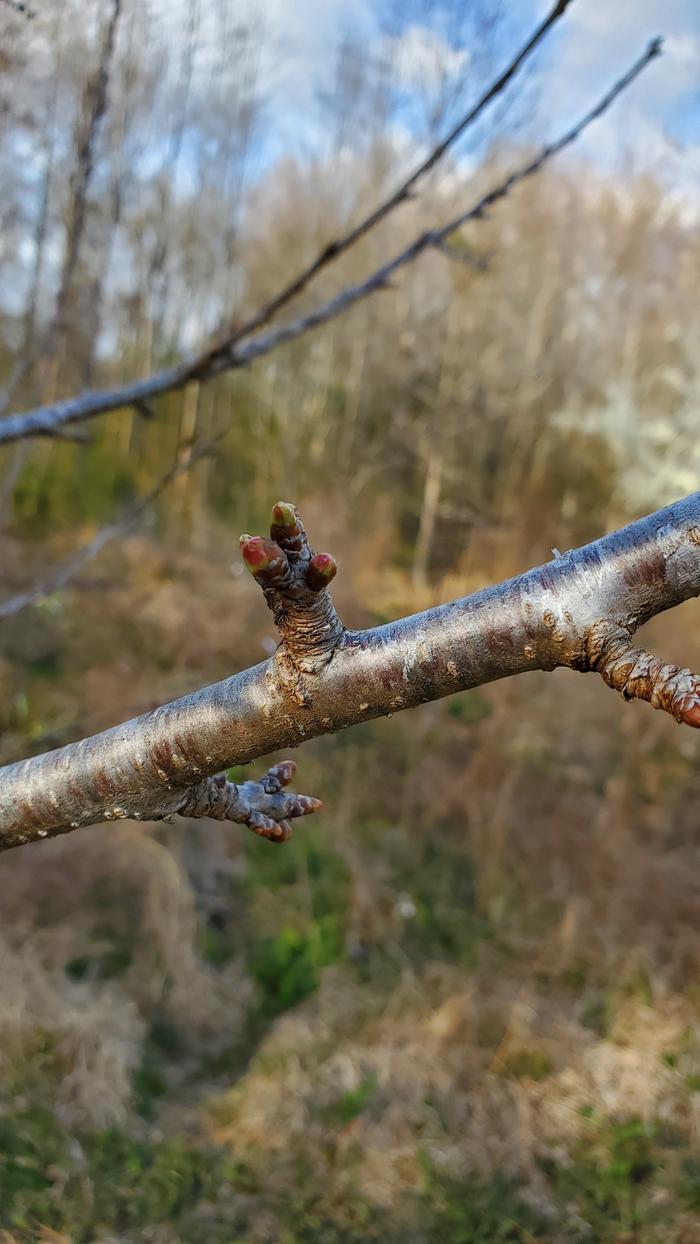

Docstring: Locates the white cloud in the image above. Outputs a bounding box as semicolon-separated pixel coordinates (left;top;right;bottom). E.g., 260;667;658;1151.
146;0;376;154
385;24;470;94
140;0;700;188
533;0;700;146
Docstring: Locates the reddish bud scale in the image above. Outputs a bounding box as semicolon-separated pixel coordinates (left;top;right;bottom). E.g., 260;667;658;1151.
306;552;337;592
270;759;296;785
679;699;700;728
240;535;286;576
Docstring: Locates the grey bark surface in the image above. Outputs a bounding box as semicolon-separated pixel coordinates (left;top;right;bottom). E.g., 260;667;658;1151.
1;494;699;850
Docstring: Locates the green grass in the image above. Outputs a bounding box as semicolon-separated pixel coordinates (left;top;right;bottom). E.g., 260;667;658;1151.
0;1103;246;1241
539;1117;663;1242
244;829;350;1017
421;1169;549;1242
317;1072;379;1126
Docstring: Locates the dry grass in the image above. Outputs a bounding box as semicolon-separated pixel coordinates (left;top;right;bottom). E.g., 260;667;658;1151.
1;514;700;1237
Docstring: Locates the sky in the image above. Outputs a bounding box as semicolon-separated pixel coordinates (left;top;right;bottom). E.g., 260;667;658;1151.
148;0;700;188
530;0;700;182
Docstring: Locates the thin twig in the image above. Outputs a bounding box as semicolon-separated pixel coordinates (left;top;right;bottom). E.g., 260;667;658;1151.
0;37;661;447
194;0;574;360
0;433;224;620
211;39;663;369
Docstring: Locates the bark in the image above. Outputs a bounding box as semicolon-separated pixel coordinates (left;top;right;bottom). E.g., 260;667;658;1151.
1;494;699;851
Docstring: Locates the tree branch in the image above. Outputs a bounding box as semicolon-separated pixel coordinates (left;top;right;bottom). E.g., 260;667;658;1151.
0;26;659;448
1;492;699;850
194;0;575;355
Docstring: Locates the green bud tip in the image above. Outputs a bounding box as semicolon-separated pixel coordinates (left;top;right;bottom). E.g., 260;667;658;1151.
271;501;298;530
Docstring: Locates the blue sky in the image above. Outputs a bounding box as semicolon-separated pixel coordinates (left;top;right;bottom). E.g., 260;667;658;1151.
146;0;700;196
529;0;700;173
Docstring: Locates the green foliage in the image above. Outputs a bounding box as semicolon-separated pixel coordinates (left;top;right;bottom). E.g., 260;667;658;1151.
244;829;350;1017
198;920;237;968
679;1158;700;1212
65;928;133;982
0;1105;65;1227
13;440;137;534
420;1168;549;1243
498;1047;553;1082
390;835;489;968
579;989;612;1037
539;1117;659;1240
317;1073;378;1126
0;1103;245;1240
250;917;344;1017
133;1050;169;1122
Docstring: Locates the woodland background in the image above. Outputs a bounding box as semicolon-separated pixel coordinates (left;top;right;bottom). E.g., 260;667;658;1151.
1;1;700;1239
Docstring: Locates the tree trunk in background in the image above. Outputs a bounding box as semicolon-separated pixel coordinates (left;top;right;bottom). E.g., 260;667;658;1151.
412;449;443;591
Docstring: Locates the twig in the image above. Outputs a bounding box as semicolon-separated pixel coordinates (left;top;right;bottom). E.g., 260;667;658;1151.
0;433;223;620
0;1;573;443
194;0;575;360
0;37;661;447
213;39;663;369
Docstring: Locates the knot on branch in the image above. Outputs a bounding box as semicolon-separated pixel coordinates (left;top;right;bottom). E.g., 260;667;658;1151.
174;760;323;844
240;502;344;673
586;620;700;728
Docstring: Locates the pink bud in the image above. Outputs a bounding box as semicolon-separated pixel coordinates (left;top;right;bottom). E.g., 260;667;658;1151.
240;535;285;576
307;551;337;592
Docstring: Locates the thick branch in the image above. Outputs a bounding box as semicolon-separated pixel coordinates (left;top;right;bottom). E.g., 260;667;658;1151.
1;493;700;850
0;34;659;447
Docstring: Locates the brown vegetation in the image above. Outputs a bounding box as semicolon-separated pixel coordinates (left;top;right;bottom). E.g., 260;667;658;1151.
1;1;699;1238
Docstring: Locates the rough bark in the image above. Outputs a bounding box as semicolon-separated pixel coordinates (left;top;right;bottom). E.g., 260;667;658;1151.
1;495;699;851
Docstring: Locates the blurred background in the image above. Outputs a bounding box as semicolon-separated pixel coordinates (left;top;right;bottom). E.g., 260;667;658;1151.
1;0;700;1239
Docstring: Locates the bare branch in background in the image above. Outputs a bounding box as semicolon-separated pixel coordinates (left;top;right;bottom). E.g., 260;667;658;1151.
226;39;661;374
49;0;123;366
0;491;699;850
200;0;575;351
0;0;578;444
0;434;224;621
